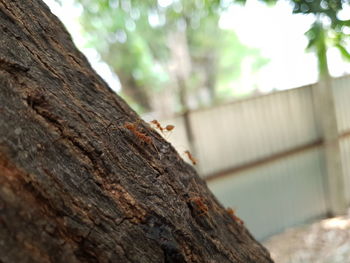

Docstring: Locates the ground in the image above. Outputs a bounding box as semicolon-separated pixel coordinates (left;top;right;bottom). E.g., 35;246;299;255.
264;211;350;263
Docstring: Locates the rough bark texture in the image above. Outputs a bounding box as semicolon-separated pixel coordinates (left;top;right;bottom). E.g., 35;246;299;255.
0;1;273;262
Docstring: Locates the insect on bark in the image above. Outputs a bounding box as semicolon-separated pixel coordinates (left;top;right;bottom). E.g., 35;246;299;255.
150;120;175;134
124;122;152;145
188;196;208;216
184;150;197;165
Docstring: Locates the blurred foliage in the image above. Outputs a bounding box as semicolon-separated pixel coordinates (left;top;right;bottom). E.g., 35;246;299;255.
57;0;268;114
292;0;350;77
252;0;350;77
57;0;350;114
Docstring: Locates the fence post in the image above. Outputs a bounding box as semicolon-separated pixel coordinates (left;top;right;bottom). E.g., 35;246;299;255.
313;77;347;216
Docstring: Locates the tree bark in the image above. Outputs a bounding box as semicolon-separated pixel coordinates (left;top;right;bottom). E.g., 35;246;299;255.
0;1;273;262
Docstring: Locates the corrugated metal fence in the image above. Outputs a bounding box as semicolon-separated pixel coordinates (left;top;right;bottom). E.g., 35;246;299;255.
154;75;350;240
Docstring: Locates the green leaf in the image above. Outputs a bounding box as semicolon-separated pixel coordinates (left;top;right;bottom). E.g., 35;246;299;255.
336;43;350;61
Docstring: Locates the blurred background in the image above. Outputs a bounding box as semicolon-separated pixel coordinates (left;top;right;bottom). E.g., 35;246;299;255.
45;0;350;261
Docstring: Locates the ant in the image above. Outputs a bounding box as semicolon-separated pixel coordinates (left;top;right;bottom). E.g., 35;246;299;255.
184;150;197;165
124;122;152;145
150;120;175;134
165;124;175;132
226;208;244;225
188;196;208;216
150;120;163;132
123;121;160;155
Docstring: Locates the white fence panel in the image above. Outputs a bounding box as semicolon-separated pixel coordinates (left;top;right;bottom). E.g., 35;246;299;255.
340;137;350;202
190;86;320;176
153;76;350;240
333;75;350;133
208;148;327;240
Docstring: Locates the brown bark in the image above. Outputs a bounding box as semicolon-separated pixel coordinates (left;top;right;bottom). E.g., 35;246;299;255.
0;1;273;262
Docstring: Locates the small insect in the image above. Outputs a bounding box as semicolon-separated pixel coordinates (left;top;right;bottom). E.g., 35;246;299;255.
124;122;152;145
150;120;164;132
184;150;197;165
150;120;175;134
188;196;208;216
165;124;175;132
226;208;244;225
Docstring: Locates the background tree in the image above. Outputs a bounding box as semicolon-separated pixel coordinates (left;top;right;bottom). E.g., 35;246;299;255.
67;0;268;115
64;0;350;115
0;0;274;262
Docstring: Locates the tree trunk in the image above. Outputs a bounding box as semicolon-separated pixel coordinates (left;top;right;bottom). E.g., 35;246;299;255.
203;53;217;103
0;1;273;262
117;73;152;112
168;30;192;112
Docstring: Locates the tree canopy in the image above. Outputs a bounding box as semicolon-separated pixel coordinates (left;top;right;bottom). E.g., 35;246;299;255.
59;0;268;114
57;0;350;114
